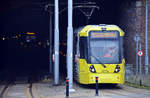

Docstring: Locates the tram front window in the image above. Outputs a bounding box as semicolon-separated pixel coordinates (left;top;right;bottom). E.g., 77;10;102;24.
90;39;119;64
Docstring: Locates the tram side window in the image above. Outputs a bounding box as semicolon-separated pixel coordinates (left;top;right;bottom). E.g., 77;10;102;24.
120;37;124;60
79;37;87;59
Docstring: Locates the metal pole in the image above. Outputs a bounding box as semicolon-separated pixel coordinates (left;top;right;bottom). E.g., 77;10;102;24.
136;39;139;79
134;34;140;79
67;0;75;91
145;0;149;75
49;8;53;74
66;77;69;98
95;76;99;96
139;43;142;86
54;0;59;85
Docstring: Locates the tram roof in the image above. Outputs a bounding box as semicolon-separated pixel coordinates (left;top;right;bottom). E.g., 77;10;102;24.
77;25;125;37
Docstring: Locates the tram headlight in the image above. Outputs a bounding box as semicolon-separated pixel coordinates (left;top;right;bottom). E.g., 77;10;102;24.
114;65;120;73
89;65;96;73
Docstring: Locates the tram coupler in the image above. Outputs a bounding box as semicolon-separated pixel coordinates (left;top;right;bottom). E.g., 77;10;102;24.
66;77;69;98
95;76;99;96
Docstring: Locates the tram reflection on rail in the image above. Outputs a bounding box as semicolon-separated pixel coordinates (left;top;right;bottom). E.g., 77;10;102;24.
73;24;125;84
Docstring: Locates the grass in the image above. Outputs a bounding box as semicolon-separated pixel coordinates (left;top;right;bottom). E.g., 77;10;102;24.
125;81;150;90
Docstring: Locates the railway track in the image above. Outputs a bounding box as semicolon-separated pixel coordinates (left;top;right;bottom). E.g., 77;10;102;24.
0;83;10;98
0;73;15;98
27;75;35;98
26;70;41;98
0;71;38;98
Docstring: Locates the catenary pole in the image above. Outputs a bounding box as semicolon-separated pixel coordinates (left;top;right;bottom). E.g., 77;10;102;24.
67;0;75;91
54;0;59;85
135;34;139;78
145;0;149;75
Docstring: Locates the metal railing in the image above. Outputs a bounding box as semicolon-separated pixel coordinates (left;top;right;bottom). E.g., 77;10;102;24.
125;64;150;87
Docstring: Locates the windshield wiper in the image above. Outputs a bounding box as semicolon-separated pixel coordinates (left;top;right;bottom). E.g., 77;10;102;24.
91;55;106;68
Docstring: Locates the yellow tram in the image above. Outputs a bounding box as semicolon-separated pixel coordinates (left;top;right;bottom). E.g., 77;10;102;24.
73;25;125;84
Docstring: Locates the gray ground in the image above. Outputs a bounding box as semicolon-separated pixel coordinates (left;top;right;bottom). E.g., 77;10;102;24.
6;84;28;98
1;81;150;98
33;82;150;98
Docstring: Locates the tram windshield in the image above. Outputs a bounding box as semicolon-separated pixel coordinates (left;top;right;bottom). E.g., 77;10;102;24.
89;31;120;64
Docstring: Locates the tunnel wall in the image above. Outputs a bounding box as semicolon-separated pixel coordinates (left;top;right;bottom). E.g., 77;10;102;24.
119;0;150;69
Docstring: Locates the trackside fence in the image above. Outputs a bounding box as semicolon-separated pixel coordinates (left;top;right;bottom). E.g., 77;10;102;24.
125;64;150;87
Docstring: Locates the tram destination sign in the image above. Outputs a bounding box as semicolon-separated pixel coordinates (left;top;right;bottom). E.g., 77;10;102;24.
90;32;118;39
